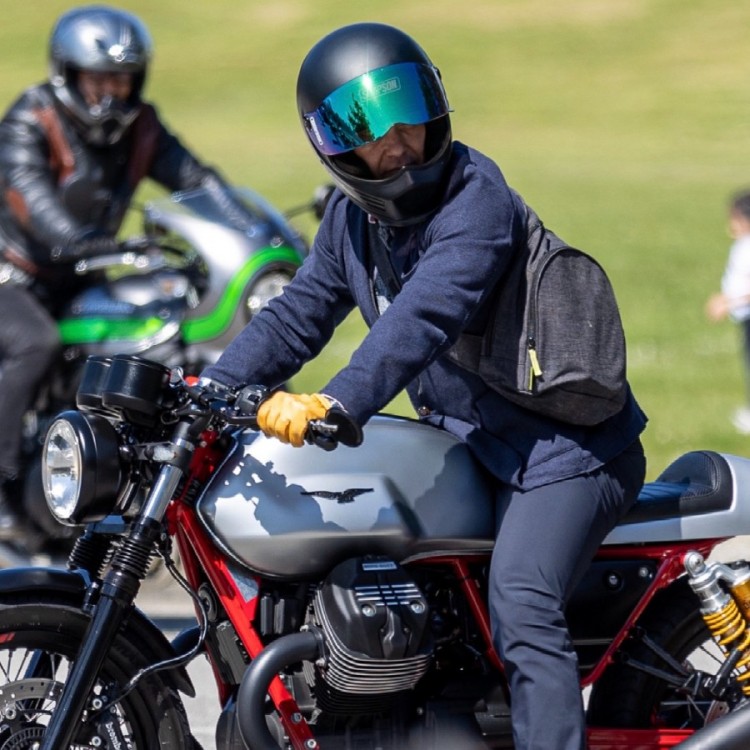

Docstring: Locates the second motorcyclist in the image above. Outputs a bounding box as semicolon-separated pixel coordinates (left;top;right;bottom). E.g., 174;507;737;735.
0;4;238;530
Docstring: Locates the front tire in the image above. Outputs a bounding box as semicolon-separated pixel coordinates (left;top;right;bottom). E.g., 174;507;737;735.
0;600;193;748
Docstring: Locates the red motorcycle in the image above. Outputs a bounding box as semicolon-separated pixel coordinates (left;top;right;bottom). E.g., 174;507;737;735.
4;352;750;749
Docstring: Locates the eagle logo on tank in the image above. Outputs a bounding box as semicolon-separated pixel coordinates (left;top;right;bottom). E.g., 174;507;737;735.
301;488;374;504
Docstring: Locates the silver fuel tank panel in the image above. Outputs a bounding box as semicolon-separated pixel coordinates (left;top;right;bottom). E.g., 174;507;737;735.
196;415;496;578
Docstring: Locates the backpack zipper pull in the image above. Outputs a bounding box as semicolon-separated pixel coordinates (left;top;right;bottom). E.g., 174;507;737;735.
528;338;543;389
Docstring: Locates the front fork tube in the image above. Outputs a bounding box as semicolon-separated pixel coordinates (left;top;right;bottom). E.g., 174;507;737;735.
39;519;162;750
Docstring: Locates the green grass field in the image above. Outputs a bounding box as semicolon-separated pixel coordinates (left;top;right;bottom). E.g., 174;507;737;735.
3;1;750;478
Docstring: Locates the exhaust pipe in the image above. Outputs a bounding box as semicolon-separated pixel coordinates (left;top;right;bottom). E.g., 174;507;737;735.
236;629;322;750
678;702;750;750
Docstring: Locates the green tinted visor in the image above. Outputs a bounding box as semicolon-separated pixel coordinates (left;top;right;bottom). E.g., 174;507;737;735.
303;62;451;156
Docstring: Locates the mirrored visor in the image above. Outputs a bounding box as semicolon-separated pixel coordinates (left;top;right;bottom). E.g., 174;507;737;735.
303;62;450;156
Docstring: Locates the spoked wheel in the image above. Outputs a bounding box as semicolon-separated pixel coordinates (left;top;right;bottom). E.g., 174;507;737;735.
0;601;193;749
588;582;739;730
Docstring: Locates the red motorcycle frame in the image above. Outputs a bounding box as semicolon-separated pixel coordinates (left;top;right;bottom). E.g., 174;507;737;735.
167;434;723;750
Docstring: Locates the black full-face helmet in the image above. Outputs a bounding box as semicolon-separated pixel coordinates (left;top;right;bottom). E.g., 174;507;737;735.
296;23;453;226
49;5;152;146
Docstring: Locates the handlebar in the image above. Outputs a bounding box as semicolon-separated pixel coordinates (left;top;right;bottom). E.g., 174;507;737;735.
73;237;200;276
73;241;161;275
182;380;363;450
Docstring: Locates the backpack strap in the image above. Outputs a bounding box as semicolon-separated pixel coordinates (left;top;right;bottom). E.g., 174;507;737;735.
366;218;403;300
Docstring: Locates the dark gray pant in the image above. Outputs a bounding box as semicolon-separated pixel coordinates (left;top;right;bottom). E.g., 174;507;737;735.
489;440;646;750
0;285;60;478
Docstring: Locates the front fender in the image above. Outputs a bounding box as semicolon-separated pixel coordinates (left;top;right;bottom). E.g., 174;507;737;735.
0;566;89;596
0;567;195;697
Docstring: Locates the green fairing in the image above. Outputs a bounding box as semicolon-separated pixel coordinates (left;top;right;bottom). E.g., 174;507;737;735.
58;317;166;345
182;246;303;343
57;246;303;346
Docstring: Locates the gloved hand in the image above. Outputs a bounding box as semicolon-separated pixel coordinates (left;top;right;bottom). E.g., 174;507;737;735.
256;391;331;447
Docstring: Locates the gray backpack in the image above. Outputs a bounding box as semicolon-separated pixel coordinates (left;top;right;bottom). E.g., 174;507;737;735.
446;195;627;425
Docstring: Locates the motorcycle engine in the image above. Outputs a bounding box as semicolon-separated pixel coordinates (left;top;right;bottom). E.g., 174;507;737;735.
310;556;433;714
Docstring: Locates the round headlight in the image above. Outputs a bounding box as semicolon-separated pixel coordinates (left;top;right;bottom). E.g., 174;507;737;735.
244;270;292;321
42;411;123;525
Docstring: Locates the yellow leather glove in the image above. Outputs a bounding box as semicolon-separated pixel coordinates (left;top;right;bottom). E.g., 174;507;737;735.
256;391;331;447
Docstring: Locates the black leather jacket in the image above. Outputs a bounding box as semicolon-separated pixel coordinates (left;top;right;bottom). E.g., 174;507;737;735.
0;82;218;291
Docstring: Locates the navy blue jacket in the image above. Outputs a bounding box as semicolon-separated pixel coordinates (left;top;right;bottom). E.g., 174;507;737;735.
204;142;647;489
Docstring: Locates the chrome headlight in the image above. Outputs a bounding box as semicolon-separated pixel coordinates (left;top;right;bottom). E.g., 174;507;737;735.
42;411;123;525
244;270;293;321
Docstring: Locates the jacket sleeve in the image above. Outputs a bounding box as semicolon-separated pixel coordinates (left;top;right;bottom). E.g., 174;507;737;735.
0;93;85;253
144;104;225;192
142;105;255;231
201;191;357;389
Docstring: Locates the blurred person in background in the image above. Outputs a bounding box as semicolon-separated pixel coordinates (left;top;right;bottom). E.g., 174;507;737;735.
706;190;750;433
0;4;237;530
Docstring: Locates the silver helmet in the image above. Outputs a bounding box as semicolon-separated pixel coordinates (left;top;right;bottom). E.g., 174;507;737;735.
49;5;152;146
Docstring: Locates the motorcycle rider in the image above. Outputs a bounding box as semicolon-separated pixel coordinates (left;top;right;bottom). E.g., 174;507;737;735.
0;5;239;531
202;23;648;750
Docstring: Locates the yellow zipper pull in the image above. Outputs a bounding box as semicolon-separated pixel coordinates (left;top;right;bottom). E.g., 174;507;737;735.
528;344;542;390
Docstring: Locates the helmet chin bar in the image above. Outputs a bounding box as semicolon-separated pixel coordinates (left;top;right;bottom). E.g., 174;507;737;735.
326;122;452;226
51;80;141;146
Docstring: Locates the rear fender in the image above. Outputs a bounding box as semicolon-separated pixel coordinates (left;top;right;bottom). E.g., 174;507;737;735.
0;567;195;697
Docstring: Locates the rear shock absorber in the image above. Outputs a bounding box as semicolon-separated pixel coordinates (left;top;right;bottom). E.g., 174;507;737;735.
684;551;750;696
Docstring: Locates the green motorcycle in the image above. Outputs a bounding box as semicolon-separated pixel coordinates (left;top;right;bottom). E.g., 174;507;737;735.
10;182;327;558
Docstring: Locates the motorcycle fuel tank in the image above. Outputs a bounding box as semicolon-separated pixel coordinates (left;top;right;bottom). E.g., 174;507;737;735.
196;415;496;579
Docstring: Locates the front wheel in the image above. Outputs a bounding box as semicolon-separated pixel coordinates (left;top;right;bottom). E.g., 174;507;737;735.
0;600;193;748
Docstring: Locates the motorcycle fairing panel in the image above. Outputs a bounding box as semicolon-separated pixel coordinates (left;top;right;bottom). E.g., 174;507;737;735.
197;414;750;578
56;185;307;363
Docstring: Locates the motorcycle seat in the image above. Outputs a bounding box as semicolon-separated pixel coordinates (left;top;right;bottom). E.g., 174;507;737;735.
619;450;733;525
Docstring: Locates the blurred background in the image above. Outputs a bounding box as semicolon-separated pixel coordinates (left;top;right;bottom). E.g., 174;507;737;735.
2;0;749;479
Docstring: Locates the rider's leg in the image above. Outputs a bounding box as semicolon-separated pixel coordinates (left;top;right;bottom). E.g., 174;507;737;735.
488;440;645;750
0;285;60;525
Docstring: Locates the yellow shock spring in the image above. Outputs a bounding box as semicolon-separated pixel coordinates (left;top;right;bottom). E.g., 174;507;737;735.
703;598;750;694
